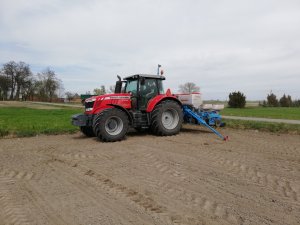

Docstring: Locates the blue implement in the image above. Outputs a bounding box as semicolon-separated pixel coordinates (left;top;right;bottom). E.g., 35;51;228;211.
182;105;228;141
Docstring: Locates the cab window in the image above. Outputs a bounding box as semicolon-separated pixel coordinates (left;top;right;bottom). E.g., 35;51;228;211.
140;79;158;96
157;80;164;94
125;80;138;95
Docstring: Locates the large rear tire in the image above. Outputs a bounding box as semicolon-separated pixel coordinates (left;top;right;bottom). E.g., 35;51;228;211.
80;126;95;137
151;100;183;136
93;108;129;142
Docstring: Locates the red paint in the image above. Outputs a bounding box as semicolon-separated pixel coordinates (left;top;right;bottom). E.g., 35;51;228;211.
166;88;172;96
85;93;132;115
146;95;181;112
85;92;181;115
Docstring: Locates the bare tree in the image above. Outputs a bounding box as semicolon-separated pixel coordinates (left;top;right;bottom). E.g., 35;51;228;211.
93;85;106;95
3;61;18;100
15;62;31;100
36;68;62;102
2;61;32;100
1;61;65;102
21;77;36;101
65;91;75;102
0;74;11;100
178;82;200;94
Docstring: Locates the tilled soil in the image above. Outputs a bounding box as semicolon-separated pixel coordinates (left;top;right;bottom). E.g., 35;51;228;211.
0;126;299;225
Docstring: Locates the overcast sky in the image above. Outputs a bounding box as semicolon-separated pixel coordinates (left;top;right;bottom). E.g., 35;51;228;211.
1;0;300;100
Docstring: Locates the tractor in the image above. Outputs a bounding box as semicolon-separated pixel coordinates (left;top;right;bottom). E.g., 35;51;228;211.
72;74;184;142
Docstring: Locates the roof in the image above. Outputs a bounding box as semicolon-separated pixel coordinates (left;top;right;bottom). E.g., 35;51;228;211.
123;74;166;80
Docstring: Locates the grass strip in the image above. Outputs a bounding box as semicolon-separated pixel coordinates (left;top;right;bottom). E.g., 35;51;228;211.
0;107;82;138
222;107;300;120
224;119;300;134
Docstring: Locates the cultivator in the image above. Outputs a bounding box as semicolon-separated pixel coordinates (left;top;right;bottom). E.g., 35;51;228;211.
176;93;227;140
182;105;228;140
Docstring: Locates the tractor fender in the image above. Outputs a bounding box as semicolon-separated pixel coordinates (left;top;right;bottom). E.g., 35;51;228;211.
146;95;182;113
107;104;133;124
93;106;114;115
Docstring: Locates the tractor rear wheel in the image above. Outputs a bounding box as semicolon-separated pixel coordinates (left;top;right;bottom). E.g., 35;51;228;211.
80;126;95;137
151;100;183;136
93;108;129;142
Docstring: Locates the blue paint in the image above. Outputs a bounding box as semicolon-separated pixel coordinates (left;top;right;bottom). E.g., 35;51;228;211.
182;105;227;140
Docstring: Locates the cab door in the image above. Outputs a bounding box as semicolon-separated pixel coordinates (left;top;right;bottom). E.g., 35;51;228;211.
139;78;158;110
124;79;139;110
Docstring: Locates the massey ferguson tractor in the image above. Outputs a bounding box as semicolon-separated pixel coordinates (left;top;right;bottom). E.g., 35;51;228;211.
71;74;227;142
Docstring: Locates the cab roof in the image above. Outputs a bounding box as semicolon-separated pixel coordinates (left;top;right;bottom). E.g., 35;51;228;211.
123;74;165;80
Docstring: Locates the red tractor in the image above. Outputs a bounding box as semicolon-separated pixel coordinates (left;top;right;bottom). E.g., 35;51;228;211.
72;74;183;142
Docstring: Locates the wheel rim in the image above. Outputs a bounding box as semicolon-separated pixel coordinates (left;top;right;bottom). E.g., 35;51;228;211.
105;116;123;135
161;109;179;130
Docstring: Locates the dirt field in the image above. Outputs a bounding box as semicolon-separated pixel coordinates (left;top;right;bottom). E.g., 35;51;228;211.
0;126;299;225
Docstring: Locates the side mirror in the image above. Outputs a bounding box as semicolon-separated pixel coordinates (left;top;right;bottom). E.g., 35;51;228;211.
140;77;145;86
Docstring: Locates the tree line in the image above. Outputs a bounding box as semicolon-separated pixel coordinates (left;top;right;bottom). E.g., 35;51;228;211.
0;61;63;102
228;91;300;108
261;93;300;107
4;63;297;109
65;85;115;102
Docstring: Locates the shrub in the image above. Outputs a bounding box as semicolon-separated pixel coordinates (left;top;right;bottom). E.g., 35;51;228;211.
279;94;292;107
228;91;246;108
292;100;300;107
267;93;279;107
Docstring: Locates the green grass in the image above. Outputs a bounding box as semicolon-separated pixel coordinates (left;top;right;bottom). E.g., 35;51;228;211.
222;107;300;120
1;105;299;138
0;107;82;138
224;119;300;134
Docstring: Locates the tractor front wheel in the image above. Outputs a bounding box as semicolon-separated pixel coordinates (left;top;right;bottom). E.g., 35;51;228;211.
93;108;129;142
80;126;95;137
151;100;183;136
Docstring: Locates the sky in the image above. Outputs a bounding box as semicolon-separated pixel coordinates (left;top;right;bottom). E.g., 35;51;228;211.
0;0;300;100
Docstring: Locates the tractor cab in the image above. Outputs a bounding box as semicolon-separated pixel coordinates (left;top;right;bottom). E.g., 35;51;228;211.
115;74;165;110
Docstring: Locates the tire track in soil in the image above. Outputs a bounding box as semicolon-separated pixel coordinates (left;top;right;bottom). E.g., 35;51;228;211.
126;145;243;224
237;142;300;175
34;142;195;221
218;158;300;202
144;178;242;225
142;152;187;181
190;150;300;203
51;158;192;225
54;149;243;225
39;162;136;225
35;146;115;161
0;150;119;225
22;182;72;225
0;176;31;225
47;141;297;224
166;134;300;174
0;169;35;181
153;140;300;203
60;143;245;224
28;136;299;224
58;152;114;160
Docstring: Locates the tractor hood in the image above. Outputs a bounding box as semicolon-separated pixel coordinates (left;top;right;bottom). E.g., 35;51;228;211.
85;93;131;103
84;93;131;113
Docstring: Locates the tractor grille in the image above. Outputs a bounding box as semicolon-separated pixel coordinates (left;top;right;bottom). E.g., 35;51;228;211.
85;101;95;111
